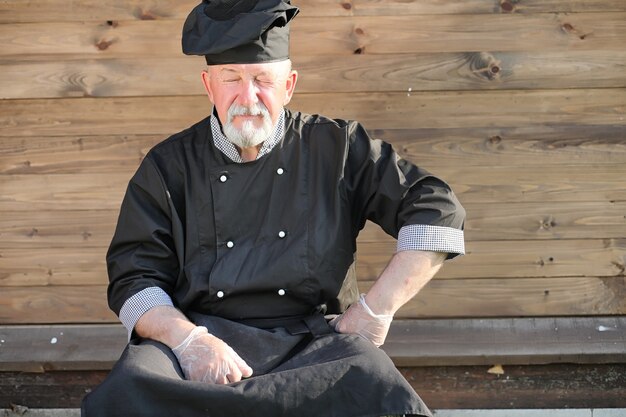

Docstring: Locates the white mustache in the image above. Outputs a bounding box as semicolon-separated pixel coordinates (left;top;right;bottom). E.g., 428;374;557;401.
228;103;270;119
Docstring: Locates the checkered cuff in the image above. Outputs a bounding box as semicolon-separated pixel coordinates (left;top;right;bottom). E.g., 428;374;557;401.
119;287;174;340
397;224;465;257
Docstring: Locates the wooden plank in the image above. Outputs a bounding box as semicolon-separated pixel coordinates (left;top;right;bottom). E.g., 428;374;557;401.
389;277;626;318
291;13;626;54
1;365;625;410
1;89;624;137
0;318;623;372
0;173;129;211
3;50;626;99
0;410;80;417
3;162;625;212
2;126;624;175
360;201;626;241
431;410;626;417
0;286;116;324
1;239;624;286
0;364;626;410
384;317;626;366
0;134;162;175
2;13;625;59
1;201;625;252
0;210;118;248
0;277;623;323
3;0;626;23
0;247;108;286
356;238;626;280
408;364;626;409
370;125;626;168
0;325;127;372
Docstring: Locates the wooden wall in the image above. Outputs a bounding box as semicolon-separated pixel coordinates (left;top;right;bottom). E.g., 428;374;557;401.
0;0;625;324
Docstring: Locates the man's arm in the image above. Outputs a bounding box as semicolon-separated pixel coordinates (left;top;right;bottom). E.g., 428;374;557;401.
135;306;253;384
365;249;445;316
331;250;445;346
135;305;196;348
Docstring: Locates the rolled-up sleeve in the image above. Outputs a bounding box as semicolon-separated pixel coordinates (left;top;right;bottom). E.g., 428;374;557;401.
107;155;180;332
345;122;466;259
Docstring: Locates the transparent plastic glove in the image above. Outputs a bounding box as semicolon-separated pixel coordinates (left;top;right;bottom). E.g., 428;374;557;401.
172;326;253;384
329;294;393;347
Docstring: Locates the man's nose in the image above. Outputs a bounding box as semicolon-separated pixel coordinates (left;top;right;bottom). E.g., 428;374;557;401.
238;79;259;106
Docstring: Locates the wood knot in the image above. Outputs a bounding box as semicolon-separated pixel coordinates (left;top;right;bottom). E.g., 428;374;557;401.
341;2;352;10
500;1;514;12
353;47;364;54
95;39;113;51
355;27;364;35
138;11;156;20
468;52;502;81
488;135;502;144
27;228;39;237
562;23;574;32
540;217;557;230
106;20;119;27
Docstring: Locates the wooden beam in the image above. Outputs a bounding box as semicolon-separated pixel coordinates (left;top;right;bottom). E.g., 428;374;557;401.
384;317;626;366
1;365;625;409
1;201;624;250
0;317;624;372
2;162;625;213
2;239;624;286
356;238;626;279
408;364;626;409
1;365;624;410
2;89;624;137
3;50;626;99
2;125;626;175
0;277;623;322
6;0;626;24
3;0;626;23
1;14;625;58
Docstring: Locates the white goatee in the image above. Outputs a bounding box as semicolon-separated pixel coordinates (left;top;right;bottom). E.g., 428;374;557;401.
223;102;274;149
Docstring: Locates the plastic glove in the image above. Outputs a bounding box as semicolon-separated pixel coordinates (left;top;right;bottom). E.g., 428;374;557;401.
172;326;253;384
329;294;393;347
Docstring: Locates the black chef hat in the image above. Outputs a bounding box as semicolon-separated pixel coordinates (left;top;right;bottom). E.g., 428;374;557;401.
182;0;299;65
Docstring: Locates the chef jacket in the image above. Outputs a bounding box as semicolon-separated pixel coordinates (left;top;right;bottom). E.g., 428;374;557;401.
106;109;465;335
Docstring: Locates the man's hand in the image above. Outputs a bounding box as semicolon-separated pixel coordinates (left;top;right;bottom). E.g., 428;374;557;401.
172;326;253;384
329;295;393;347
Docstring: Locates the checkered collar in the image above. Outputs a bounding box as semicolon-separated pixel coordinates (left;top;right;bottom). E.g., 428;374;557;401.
209;108;285;163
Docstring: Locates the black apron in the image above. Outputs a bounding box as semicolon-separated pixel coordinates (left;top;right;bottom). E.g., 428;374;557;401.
82;313;431;417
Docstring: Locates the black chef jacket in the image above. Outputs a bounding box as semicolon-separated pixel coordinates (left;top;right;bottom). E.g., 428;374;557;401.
106;110;465;323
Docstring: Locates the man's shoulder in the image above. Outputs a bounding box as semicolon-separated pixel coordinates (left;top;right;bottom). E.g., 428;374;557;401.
285;109;356;130
148;115;212;158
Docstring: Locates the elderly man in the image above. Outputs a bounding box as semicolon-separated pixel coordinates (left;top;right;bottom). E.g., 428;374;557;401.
82;1;465;416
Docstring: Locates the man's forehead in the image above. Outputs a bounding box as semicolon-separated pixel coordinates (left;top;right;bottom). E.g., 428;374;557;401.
211;61;286;76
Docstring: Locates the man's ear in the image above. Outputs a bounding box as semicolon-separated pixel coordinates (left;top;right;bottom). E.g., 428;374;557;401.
201;70;214;102
283;70;298;106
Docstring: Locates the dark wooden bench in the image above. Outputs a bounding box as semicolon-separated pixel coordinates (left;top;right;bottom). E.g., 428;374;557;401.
1;317;625;410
